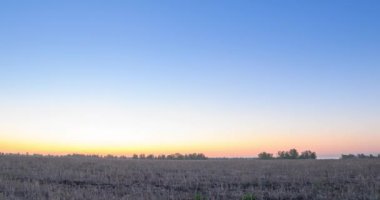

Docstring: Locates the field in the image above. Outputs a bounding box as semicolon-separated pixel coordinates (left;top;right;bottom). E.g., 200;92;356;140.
0;155;379;200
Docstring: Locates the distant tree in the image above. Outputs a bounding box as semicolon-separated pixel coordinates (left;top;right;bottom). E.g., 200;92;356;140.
311;152;317;159
105;154;116;159
276;149;316;159
357;153;367;159
276;150;283;158
341;153;380;159
299;150;317;159
196;153;207;160
174;153;184;160
258;152;273;159
130;153;207;160
186;153;196;160
277;151;289;159
341;154;356;159
288;149;299;159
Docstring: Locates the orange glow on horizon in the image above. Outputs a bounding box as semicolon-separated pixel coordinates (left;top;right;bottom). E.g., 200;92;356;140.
1;131;378;158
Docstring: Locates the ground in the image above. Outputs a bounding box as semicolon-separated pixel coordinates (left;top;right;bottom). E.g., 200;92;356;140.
0;155;379;200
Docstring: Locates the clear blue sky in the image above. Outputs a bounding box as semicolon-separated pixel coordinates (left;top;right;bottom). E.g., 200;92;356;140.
0;0;379;157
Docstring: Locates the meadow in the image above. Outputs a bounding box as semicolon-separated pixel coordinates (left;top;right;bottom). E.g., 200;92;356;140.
0;154;379;200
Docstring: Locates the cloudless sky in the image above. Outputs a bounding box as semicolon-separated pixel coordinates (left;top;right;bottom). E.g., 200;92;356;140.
1;0;379;158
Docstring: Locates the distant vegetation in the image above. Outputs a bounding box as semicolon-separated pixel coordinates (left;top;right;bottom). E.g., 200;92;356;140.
258;149;317;159
4;151;380;161
341;153;380;159
0;152;208;160
257;150;380;160
132;153;207;160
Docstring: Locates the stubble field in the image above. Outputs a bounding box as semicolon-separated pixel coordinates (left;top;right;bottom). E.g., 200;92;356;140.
0;155;379;200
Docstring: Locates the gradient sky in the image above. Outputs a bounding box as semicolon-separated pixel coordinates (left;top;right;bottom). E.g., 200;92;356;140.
1;1;379;158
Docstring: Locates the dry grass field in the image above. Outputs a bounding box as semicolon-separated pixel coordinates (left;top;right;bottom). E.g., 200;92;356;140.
0;155;379;200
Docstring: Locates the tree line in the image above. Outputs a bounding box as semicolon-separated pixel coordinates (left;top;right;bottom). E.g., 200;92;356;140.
132;153;207;160
258;149;317;159
0;152;208;160
341;154;380;159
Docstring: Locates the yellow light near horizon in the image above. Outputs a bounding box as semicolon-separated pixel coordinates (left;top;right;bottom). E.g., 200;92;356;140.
1;101;379;157
1;129;379;158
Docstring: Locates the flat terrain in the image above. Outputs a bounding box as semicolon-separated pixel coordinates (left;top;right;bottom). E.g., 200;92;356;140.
0;155;379;200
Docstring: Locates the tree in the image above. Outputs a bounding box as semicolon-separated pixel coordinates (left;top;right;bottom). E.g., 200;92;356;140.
186;153;197;160
174;153;184;160
132;154;138;159
341;154;356;159
105;154;116;159
258;152;273;159
196;153;207;160
277;151;289;159
288;149;299;159
299;150;317;159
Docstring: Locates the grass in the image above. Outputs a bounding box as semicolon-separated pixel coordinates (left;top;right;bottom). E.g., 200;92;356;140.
242;193;257;200
0;154;379;199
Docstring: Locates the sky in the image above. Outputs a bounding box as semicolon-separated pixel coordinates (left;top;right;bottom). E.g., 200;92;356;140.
0;0;379;158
